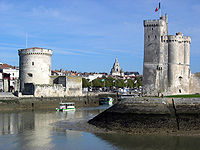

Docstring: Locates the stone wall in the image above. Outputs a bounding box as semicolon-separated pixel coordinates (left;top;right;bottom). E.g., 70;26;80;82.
34;84;65;97
0;95;99;111
89;97;200;134
66;76;82;96
190;73;200;94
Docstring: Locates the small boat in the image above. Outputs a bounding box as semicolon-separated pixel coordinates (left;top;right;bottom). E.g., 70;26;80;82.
99;97;114;105
56;102;75;111
108;97;114;105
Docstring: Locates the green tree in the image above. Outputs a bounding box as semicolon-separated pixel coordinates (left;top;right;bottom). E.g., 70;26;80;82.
105;76;114;87
126;79;134;88
92;78;104;87
135;76;143;87
82;78;90;88
116;79;125;88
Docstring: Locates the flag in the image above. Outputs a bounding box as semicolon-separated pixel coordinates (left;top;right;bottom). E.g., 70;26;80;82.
155;2;160;12
124;80;127;83
134;80;137;84
101;79;105;82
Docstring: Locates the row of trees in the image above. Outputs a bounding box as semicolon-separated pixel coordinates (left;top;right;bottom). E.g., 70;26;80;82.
82;76;142;88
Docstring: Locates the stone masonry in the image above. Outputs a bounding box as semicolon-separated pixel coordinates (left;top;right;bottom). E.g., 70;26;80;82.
143;14;199;96
18;47;82;97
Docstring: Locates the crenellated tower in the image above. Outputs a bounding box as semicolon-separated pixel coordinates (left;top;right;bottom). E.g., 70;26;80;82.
143;14;169;96
18;47;53;92
143;14;191;96
167;32;191;94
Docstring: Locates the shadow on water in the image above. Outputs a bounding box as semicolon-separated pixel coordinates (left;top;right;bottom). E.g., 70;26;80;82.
94;133;200;150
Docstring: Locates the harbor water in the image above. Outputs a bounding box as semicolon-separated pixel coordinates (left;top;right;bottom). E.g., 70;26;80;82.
0;106;200;150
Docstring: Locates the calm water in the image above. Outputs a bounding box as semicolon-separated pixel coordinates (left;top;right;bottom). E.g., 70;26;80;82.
1;106;200;150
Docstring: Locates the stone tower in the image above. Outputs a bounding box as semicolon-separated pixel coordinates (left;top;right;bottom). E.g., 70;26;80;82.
143;14;191;96
143;14;168;96
110;58;124;76
18;47;53;92
167;32;191;95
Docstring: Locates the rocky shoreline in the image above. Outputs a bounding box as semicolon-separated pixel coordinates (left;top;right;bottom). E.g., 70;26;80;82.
88;97;200;135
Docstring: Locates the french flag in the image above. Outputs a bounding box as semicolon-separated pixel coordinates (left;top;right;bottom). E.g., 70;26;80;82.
155;2;160;12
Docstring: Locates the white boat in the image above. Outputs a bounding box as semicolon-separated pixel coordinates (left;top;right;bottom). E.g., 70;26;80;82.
56;102;75;111
99;97;114;105
108;97;114;105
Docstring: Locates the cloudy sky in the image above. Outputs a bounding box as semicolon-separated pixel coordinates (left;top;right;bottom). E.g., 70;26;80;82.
0;0;200;74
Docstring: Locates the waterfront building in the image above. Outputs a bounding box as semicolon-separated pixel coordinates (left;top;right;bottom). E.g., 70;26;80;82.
0;63;19;92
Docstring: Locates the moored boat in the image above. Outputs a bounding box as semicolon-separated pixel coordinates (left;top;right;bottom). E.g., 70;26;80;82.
56;102;75;111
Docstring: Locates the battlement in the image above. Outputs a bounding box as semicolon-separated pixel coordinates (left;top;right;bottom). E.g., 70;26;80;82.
161;33;191;43
18;47;53;56
144;14;168;27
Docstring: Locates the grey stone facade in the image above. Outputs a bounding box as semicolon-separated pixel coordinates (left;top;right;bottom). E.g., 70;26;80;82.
143;14;197;96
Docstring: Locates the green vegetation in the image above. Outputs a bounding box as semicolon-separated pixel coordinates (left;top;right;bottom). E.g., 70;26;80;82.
82;76;143;88
82;78;90;88
166;94;200;98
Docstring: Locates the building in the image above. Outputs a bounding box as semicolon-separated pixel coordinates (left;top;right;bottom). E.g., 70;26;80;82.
85;74;103;82
0;63;19;92
0;72;2;92
124;72;139;79
18;47;52;92
18;47;82;97
143;14;200;96
110;58;124;76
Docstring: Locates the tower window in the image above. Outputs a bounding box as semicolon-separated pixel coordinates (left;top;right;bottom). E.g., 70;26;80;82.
152;28;154;30
27;73;33;77
155;35;157;39
148;35;150;38
32;62;34;65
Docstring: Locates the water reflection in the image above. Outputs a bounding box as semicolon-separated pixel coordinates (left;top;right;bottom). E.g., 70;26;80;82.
1;106;200;150
0;106;116;150
0;112;35;135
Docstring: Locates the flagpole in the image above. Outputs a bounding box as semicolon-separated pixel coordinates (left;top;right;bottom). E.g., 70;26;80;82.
26;32;28;48
159;0;161;17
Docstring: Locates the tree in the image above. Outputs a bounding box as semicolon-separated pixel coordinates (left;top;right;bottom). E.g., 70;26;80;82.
115;79;125;88
82;78;90;88
92;78;104;87
105;76;114;87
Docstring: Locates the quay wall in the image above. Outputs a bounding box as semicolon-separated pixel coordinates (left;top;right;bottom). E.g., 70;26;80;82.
0;95;99;112
89;97;200;134
0;92;118;112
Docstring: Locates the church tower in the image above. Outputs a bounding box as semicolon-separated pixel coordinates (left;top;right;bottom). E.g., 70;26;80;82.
143;14;169;96
110;58;124;76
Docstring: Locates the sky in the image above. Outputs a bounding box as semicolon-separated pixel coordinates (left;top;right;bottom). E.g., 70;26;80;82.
0;0;200;74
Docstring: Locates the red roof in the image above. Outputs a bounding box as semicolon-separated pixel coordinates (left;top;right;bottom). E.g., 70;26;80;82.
0;63;15;69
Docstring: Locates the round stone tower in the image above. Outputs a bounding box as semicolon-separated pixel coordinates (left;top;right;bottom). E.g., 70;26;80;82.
18;47;53;92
